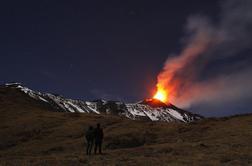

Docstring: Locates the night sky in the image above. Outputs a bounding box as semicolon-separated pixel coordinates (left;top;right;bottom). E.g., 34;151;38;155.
1;0;251;117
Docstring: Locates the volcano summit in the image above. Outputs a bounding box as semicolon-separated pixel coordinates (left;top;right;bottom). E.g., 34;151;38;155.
1;83;203;123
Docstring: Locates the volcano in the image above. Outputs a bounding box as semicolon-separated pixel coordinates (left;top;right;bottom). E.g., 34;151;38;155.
0;83;203;123
139;98;168;108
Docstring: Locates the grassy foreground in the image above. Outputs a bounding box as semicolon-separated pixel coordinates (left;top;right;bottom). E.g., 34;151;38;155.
0;87;252;165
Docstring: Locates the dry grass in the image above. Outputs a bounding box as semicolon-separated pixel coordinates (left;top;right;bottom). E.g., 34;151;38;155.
0;87;252;165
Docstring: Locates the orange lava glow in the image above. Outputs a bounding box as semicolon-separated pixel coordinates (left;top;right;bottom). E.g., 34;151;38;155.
153;86;168;103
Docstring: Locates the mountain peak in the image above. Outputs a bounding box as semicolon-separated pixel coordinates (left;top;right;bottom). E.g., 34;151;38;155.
139;98;168;108
4;82;22;87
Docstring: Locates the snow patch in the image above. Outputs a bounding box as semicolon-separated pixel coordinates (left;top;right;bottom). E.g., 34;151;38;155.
67;101;85;113
167;109;185;122
86;102;100;114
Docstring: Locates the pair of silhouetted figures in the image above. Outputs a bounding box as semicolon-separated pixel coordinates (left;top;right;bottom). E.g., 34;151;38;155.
85;123;104;155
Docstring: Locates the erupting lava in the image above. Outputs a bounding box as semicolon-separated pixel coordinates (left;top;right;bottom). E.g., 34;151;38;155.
153;86;168;103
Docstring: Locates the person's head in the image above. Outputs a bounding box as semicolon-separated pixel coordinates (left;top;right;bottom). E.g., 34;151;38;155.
97;123;100;128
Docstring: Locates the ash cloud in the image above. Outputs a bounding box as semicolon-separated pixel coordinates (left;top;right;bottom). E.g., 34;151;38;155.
158;0;252;110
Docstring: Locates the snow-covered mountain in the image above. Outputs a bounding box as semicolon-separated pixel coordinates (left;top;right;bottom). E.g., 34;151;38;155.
2;83;203;123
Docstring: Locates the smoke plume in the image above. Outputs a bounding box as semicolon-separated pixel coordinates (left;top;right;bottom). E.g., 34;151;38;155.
157;0;252;109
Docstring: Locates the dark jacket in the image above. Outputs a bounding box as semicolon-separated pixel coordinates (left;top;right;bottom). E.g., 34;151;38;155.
94;128;103;142
85;129;94;142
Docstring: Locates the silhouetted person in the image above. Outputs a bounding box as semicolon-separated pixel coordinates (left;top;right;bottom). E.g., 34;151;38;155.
94;123;104;154
85;126;94;155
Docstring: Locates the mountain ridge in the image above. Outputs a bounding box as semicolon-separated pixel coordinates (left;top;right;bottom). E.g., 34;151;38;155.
1;83;203;123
